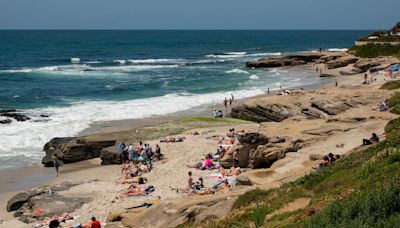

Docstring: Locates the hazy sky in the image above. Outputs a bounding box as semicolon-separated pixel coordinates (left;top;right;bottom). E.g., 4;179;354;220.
0;0;399;30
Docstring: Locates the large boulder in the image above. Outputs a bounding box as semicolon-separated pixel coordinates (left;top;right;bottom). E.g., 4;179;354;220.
220;133;269;168
7;188;45;212
100;146;121;165
235;174;252;186
352;60;381;73
248;139;303;168
42;137;76;167
41;137;116;167
231;103;298;123
326;56;358;69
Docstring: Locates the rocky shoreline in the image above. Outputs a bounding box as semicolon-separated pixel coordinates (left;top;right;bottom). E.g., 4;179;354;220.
2;51;400;227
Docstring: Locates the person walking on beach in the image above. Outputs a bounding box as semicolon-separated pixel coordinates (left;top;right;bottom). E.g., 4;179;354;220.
223;98;228;108
52;152;60;176
231;93;234;102
229;98;232;106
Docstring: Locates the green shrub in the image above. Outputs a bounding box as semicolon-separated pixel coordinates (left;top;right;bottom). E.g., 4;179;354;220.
301;178;400;227
381;81;400;90
232;188;271;209
250;206;268;227
350;44;400;58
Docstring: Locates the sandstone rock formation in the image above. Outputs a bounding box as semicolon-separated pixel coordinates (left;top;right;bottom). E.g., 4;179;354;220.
42;137;116;167
326;56;359;69
7;182;92;224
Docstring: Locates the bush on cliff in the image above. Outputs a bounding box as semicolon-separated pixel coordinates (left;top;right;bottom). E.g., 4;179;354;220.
350;43;400;58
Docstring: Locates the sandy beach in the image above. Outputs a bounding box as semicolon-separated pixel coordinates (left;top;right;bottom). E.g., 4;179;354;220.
1;51;399;228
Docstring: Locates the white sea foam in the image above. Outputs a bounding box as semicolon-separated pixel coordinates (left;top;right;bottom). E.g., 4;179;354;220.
84;60;103;64
206;52;247;59
247;52;282;57
225;68;250;74
0;88;269;168
126;58;184;64
249;75;259;80
327;48;349;52
70;57;81;63
113;60;127;65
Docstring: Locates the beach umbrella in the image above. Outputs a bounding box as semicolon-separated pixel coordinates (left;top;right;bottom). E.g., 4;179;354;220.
137;156;144;161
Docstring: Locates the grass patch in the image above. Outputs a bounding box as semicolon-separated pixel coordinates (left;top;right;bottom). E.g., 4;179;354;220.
350;43;400;58
381;81;400;90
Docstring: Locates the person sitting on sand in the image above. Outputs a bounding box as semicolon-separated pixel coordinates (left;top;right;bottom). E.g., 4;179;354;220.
226;137;235;145
193;177;204;191
213;146;228;159
327;153;336;164
121;161;130;174
213;109;218;118
314;156;329;171
378;100;389;111
363;133;379;145
139;162;150;173
218;110;224;118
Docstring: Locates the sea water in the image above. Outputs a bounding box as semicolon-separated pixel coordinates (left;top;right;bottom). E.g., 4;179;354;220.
0;30;369;169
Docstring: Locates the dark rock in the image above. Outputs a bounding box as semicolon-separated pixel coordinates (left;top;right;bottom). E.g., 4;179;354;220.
246;54;323;69
0;119;12;124
40;114;50;118
7;192;30;212
319;73;335;77
1;111;31;122
238;133;269;145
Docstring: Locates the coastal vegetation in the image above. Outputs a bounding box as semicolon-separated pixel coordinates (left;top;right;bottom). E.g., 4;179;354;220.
189;91;400;228
350;43;400;58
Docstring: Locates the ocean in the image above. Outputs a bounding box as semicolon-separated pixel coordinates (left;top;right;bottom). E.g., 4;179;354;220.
0;30;369;169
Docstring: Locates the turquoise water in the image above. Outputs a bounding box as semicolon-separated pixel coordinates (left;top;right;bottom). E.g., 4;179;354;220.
0;30;368;169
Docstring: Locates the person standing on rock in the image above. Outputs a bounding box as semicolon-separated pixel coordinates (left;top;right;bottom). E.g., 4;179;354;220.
232;149;240;168
52;152;60;176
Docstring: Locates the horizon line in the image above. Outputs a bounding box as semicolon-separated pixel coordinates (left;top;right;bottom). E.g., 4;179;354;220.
0;28;379;31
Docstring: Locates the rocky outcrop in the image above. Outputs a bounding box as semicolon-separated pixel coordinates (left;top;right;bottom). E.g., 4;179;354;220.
41;137;116;167
352;60;381;73
0;110;31;122
106;194;240;228
248;139;304;168
311;99;355;115
100;146;121;165
246;54;323;68
231;103;298;123
326;56;359;69
8;182;92;224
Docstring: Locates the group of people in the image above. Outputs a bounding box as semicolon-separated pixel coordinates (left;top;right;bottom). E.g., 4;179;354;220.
314;153;341;171
223;94;235;108
118;141;163;164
